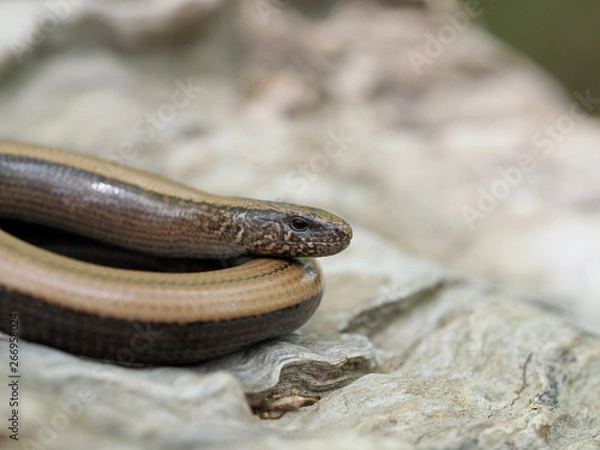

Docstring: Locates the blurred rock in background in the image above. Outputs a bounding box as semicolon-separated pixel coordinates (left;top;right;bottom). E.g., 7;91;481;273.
0;1;599;449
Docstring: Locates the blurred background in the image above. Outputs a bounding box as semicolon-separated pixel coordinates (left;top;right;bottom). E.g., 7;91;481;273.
0;0;599;334
3;4;600;448
475;0;600;109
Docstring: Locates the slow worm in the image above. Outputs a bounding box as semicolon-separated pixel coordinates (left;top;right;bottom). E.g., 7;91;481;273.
0;141;352;364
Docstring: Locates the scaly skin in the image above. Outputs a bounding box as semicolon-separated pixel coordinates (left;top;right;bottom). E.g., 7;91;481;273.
0;141;352;364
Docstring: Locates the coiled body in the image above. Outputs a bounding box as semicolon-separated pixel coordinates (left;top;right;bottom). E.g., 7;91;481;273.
0;142;352;364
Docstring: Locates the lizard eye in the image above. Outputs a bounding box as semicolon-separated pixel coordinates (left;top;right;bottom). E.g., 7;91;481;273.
290;217;309;231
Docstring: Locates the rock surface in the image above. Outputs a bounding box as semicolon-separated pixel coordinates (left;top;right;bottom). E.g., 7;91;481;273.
0;1;598;449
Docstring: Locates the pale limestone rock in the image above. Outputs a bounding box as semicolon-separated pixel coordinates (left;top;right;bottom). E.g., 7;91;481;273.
1;225;598;449
0;1;598;449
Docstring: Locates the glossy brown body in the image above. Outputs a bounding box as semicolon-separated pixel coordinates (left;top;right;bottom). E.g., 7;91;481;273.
0;142;351;364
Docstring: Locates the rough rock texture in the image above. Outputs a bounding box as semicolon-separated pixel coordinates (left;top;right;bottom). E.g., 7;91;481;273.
0;1;599;449
1;229;599;449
